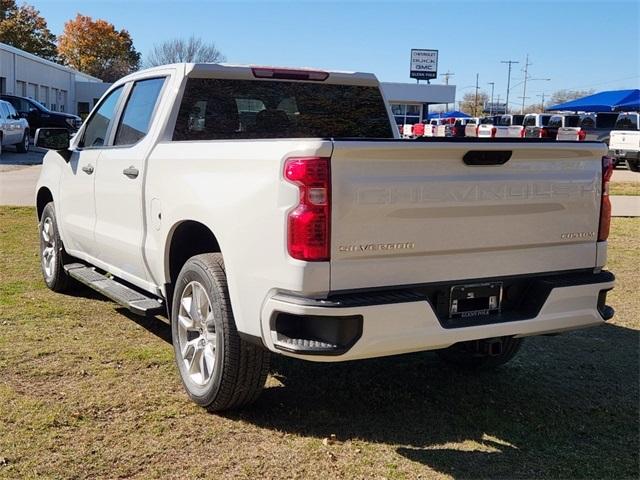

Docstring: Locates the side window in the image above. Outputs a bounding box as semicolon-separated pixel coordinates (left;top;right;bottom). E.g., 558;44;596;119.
0;103;7;119
114;77;166;146
81;86;124;148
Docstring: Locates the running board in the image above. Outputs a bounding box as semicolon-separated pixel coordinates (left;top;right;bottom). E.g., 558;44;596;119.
64;263;164;316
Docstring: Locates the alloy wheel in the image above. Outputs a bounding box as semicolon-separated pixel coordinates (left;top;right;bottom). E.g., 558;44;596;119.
177;281;217;386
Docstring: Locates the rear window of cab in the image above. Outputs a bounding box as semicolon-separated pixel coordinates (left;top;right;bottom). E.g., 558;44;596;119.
173;78;393;140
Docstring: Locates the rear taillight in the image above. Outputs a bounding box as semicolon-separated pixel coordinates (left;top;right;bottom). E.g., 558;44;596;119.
598;156;614;242
491;127;497;138
284;157;331;261
578;130;587;141
539;128;548;138
519;128;525;138
475;126;480;136
451;126;458;136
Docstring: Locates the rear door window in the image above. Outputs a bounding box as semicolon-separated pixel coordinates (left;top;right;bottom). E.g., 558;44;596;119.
512;115;525;125
173;78;393;140
114;77;166;146
523;115;536;127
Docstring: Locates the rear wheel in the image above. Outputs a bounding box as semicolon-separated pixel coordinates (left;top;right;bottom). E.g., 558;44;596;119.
171;253;270;411
626;159;640;172
39;202;71;292
16;130;29;153
437;337;523;369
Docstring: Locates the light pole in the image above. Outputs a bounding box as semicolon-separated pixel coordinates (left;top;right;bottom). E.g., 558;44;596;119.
487;82;495;115
501;59;519;114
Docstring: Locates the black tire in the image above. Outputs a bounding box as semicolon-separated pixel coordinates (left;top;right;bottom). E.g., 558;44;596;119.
626;159;640;172
171;253;270;411
16;129;29;153
436;337;523;370
39;202;71;292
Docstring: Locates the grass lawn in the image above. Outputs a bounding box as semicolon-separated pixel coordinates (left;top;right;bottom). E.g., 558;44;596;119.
1;207;638;479
610;181;639;196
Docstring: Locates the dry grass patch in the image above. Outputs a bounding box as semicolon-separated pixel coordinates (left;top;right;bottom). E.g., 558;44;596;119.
1;207;638;479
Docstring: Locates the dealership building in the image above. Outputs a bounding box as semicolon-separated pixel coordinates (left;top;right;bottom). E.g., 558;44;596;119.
0;42;110;116
1;42;455;121
381;82;456;125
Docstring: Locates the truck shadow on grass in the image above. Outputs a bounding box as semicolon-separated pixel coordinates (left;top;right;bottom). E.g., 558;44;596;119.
235;324;639;479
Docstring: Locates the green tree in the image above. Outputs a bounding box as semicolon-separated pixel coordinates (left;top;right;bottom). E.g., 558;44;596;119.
58;14;140;81
0;0;57;60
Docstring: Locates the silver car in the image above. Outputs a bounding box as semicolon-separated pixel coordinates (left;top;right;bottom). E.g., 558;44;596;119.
0;99;30;155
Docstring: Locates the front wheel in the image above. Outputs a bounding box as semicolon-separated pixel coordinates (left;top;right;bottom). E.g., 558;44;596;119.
39;202;71;292
16;130;29;153
436;337;523;369
171;253;270;411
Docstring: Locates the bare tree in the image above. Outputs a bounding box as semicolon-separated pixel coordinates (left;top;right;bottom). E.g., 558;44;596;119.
146;36;225;67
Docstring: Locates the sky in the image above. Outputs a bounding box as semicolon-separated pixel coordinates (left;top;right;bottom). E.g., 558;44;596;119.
30;0;640;109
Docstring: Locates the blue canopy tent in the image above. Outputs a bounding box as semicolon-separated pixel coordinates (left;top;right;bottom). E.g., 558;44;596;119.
427;111;471;120
547;89;640;112
613;92;640;111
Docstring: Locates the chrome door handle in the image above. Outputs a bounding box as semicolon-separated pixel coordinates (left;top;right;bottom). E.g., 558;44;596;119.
81;164;94;175
122;166;139;178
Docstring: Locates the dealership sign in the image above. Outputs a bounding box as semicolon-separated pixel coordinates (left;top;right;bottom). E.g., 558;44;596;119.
410;49;438;80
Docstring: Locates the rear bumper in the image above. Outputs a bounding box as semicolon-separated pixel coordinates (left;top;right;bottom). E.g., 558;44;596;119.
259;271;615;362
614;149;640;160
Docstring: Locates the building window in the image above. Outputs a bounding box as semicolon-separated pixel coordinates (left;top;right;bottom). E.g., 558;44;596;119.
16;80;26;96
27;82;38;100
0;77;6;94
391;103;423;126
39;86;49;106
59;90;67;112
51;88;58;111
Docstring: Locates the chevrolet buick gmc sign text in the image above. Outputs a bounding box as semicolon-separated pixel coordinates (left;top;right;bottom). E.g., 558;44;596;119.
410;49;438;80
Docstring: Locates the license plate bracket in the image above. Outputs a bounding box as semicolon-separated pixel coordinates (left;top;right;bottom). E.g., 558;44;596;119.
449;282;502;318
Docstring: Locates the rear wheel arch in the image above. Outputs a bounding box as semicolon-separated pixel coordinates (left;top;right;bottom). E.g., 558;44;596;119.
165;220;222;287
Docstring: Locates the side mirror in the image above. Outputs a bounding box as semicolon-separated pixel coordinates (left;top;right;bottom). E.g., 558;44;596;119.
35;128;72;160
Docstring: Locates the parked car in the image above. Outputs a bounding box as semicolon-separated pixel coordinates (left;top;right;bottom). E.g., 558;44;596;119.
609;112;640;172
0;94;82;134
35;63;615;411
477;115;501;138
536;114;580;140
495;114;526;138
522;113;553;138
424;118;446;137
556;113;619;144
449;117;478;137
0;99;30;154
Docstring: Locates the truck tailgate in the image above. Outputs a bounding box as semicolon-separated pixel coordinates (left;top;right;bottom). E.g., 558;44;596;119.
330;140;606;291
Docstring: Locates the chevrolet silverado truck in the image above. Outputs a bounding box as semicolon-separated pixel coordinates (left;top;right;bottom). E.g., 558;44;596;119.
34;63;615;411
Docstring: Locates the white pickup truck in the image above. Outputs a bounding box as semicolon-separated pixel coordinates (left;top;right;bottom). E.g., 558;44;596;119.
34;63;615;411
494;114;526;138
609;112;640;172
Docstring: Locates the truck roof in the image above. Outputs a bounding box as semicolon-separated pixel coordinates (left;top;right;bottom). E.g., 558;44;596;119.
117;63;380;87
